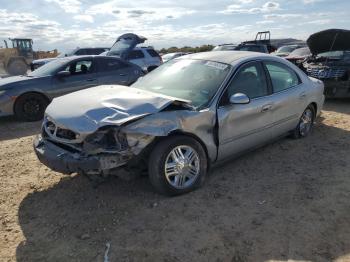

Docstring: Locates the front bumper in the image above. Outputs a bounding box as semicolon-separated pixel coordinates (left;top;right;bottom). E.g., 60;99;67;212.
0;93;14;117
33;135;131;175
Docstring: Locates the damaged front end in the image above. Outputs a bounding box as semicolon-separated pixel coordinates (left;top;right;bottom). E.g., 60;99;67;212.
304;29;350;98
34;116;155;176
303;57;350;98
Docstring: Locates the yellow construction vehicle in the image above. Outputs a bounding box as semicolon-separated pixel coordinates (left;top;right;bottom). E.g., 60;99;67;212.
0;38;58;76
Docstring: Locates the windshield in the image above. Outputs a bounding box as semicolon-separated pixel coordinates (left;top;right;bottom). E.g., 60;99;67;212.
28;59;69;77
289;47;310;57
57;48;76;58
132;59;231;108
277;46;298;53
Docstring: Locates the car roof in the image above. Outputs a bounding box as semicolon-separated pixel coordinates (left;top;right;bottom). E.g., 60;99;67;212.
182;51;271;65
61;55;120;61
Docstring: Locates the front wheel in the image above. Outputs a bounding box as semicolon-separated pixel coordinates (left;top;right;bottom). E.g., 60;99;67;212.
14;93;49;122
292;105;315;139
148;136;208;196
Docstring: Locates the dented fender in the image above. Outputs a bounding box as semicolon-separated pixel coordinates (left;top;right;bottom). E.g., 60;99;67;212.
122;109;218;162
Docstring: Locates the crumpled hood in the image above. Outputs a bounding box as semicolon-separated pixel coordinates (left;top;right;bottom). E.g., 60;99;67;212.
307;29;350;55
45;85;189;135
0;75;36;90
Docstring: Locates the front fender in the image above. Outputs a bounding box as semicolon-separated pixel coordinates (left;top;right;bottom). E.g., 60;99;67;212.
122;110;218;162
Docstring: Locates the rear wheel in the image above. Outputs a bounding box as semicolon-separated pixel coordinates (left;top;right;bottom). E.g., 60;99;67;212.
148;136;207;196
7;59;27;76
14;93;49;121
292;105;315;138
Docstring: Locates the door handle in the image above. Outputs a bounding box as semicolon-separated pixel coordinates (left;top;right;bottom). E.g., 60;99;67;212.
299;92;306;99
261;104;272;112
86;79;96;82
119;73;127;76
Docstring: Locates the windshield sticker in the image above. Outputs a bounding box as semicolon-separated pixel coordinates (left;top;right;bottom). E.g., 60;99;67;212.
205;61;228;70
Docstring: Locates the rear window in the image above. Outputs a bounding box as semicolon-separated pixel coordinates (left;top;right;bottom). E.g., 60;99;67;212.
128;50;145;59
87;48;106;55
147;49;160;57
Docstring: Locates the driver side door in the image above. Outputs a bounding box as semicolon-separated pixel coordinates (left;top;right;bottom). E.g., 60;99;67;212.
51;58;99;98
217;61;275;161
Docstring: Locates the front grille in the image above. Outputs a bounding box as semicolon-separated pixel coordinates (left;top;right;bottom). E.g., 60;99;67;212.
306;67;346;79
43;118;79;142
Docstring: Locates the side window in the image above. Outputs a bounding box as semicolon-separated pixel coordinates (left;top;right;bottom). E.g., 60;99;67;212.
264;61;301;92
225;62;268;101
128;50;145;60
64;60;93;75
146;49;160;57
99;58;129;72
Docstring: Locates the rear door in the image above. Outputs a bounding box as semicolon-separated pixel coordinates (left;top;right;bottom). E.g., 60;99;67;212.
217;61;275;160
96;57;132;85
262;61;305;137
51;58;99;97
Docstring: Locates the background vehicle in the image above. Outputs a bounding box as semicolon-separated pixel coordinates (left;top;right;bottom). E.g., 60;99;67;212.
162;52;188;62
0;38;58;76
212;44;237;51
0;55;143;121
303;29;350;98
285;47;311;71
107;33;162;72
31;47;109;71
234;43;269;53
273;44;305;57
238;31;277;53
34;51;324;196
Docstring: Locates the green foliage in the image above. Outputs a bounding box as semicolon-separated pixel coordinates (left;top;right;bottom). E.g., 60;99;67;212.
159;45;215;54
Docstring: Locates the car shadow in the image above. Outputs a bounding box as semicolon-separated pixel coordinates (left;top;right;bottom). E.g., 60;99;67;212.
0;116;41;141
16;117;350;261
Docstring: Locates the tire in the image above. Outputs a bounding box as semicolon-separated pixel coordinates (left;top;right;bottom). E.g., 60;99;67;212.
14;93;49;122
7;59;27;76
148;135;208;196
292;105;315;139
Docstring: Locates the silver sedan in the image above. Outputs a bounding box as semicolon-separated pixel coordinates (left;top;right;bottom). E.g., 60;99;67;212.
34;51;325;196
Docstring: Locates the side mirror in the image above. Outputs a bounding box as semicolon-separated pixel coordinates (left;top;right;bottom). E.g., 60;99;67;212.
56;71;70;77
229;93;250;104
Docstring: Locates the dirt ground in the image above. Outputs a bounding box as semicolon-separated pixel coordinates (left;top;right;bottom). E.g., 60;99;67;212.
0;100;350;262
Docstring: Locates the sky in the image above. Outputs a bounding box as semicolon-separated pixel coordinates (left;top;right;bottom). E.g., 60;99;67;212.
0;0;349;52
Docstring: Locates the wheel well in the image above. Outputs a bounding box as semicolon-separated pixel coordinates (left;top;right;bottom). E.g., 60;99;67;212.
309;102;317;114
147;65;158;72
146;131;211;170
13;92;50;112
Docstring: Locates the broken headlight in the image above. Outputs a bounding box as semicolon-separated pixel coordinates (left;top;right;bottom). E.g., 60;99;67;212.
83;127;128;154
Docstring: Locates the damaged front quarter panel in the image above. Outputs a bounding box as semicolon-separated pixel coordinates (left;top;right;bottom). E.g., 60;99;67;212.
122;109;218;162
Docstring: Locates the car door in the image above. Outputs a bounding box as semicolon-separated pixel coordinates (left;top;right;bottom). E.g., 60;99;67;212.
263;61;305;137
96;57;131;85
217;61;275;160
51;58;99;97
